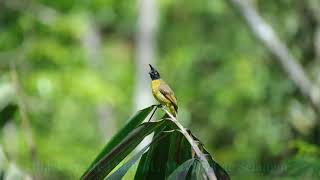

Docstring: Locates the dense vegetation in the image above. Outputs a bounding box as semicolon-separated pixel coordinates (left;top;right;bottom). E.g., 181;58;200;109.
1;0;320;179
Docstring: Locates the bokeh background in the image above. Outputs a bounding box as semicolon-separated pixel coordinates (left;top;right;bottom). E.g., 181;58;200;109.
1;0;320;179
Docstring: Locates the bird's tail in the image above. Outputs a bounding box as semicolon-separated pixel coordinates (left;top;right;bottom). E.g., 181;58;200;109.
169;105;177;117
161;106;177;119
160;105;177;120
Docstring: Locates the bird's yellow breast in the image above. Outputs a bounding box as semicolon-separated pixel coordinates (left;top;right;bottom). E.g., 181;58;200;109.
151;79;171;105
151;79;160;93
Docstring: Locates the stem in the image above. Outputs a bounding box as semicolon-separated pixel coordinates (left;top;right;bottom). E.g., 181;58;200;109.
147;106;158;122
161;107;217;180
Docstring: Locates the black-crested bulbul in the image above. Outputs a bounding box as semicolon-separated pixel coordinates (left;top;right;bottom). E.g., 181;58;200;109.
148;64;178;117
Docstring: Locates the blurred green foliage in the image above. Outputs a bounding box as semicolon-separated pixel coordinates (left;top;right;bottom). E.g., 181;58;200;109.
0;0;320;179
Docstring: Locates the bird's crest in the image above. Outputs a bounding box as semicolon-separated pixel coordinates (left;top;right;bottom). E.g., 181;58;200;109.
148;64;160;80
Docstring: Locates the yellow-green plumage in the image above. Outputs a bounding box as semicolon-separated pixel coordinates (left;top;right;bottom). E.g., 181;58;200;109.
151;79;178;116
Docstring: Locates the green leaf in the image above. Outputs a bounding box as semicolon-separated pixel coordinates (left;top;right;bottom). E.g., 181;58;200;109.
134;129;172;180
106;132;170;180
135;125;230;180
190;159;207;180
188;131;230;180
134;122;175;180
134;123;193;180
203;148;230;180
81;119;167;180
82;105;156;175
166;130;193;176
167;159;195;180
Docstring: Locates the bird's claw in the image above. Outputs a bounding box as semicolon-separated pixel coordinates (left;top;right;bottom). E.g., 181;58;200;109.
156;104;163;108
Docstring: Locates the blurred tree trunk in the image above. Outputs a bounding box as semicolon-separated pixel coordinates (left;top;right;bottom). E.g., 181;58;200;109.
229;0;320;144
81;19;115;140
134;0;159;150
229;0;320;119
82;21;103;69
134;0;158;111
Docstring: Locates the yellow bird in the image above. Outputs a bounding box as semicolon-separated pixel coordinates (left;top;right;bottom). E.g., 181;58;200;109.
148;64;178;117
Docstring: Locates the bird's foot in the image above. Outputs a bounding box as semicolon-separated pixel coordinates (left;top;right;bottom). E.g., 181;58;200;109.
156;104;164;108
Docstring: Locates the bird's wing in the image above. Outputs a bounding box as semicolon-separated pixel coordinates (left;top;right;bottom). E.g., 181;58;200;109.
159;81;178;111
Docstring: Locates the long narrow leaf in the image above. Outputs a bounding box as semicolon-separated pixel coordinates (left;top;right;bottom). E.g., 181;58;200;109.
167;159;195;180
135;126;230;180
134;131;171;180
190;159;208;180
134;122;177;180
81;120;167;180
106;132;170;180
134;124;194;180
201;147;230;180
188;131;230;180
166;130;193;176
82;105;155;176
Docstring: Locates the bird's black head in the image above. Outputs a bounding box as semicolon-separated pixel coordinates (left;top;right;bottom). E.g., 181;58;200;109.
148;64;160;80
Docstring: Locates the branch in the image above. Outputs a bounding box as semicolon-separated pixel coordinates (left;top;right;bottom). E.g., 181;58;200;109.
161;107;217;180
229;0;320;117
134;0;158;111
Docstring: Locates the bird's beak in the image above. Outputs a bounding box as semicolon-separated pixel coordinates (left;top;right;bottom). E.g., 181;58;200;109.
149;64;154;70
